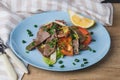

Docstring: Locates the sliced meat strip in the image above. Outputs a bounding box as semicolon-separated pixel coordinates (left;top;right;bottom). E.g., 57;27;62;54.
43;32;57;57
26;27;50;51
69;27;79;54
72;39;79;54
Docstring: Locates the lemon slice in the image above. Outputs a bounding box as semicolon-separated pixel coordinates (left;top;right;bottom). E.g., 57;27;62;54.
68;10;95;28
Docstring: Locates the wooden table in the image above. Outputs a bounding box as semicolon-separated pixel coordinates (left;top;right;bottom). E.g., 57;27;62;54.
23;4;120;80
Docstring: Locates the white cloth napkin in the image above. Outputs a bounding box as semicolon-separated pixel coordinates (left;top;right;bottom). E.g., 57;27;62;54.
0;0;113;80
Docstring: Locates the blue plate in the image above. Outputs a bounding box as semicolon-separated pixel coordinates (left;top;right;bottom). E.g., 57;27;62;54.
9;11;111;71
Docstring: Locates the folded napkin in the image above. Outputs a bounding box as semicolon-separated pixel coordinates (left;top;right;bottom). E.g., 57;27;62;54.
0;0;113;80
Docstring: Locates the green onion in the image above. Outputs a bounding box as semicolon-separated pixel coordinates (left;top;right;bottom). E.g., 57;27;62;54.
93;50;96;53
73;62;76;65
83;58;87;61
47;38;57;48
49;64;54;67
34;25;38;28
58;60;63;64
84;61;89;64
26;29;34;37
90;32;94;35
81;64;84;67
91;39;96;42
88;47;92;51
60;65;65;68
22;40;26;43
74;59;80;62
26;50;29;53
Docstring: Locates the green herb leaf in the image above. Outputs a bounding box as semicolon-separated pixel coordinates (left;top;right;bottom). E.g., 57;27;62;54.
58;60;63;64
47;38;57;48
34;25;38;28
22;40;26;43
74;59;80;62
84;61;89;64
56;48;64;59
26;50;29;53
49;64;54;67
90;32;94;35
73;62;76;65
60;65;65;68
81;64;84;67
93;50;96;53
91;39;96;42
83;58;87;61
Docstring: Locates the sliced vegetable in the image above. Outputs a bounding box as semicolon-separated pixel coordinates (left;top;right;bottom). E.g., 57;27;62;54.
56;48;64;59
43;51;56;65
78;27;92;45
58;36;73;56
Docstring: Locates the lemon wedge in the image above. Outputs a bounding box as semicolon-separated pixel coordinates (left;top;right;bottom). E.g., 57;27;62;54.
68;10;95;28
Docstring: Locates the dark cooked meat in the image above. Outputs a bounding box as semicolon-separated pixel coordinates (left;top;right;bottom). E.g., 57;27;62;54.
71;26;86;43
26;27;50;51
72;39;79;54
43;33;57;57
37;44;45;53
34;28;50;45
70;27;79;54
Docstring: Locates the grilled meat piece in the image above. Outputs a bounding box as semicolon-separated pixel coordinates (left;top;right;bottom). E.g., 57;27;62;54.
43;33;57;57
71;26;86;43
70;27;79;54
26;27;50;51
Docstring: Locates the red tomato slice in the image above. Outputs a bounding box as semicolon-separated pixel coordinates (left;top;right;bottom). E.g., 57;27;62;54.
78;27;92;45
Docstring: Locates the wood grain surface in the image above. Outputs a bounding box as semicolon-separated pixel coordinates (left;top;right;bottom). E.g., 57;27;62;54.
22;4;120;80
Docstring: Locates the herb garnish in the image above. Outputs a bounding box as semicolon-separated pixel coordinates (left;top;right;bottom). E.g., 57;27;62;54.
84;61;89;64
81;64;84;67
93;50;96;53
88;47;96;53
47;24;57;35
26;50;29;53
22;40;26;43
91;39;96;42
34;25;38;28
83;58;87;61
27;29;33;37
47;38;57;48
49;64;54;67
74;59;80;62
58;60;63;64
73;62;76;65
60;65;65;68
90;32;94;35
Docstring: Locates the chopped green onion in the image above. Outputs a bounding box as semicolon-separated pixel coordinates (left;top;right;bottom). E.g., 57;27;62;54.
26;29;34;37
84;61;89;64
22;40;26;43
60;65;65;68
58;60;63;64
81;64;84;67
73;62;76;65
49;64;54;67
91;39;96;42
83;58;87;61
34;25;38;28
74;59;80;62
26;50;29;53
93;50;96;53
88;47;92;51
90;32;94;35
